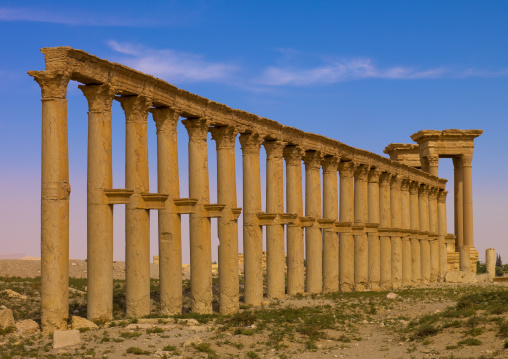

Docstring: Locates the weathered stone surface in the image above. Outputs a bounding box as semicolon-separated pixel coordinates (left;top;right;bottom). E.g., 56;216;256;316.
386;292;399;299
15;319;40;334
1;289;27;300
71;316;98;330
444;270;477;284
0;308;15;329
53;330;81;349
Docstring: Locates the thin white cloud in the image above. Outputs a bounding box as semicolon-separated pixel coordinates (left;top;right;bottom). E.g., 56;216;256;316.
257;58;448;86
0;7;153;27
107;41;240;83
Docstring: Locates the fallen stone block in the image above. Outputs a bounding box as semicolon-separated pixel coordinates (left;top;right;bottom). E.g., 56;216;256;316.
15;319;40;334
1;289;28;300
0;308;15;329
445;270;477;284
53;330;81;349
71;316;98;330
386;292;399;299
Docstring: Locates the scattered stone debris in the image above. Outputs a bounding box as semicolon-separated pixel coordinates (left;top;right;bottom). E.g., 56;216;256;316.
0;308;15;329
386;292;399;299
71;316;98;330
1;289;27;300
15;319;40;334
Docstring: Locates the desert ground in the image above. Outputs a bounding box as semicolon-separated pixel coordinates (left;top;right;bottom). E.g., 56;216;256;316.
1;259;508;359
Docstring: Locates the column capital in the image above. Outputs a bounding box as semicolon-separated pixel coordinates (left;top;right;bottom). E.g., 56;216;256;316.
379;172;393;187
427;154;439;167
452;156;463;170
210;125;238;150
118;95;152;122
321;155;340;174
419;184;430;197
182;118;211;141
354;164;370;181
409;181;420;195
263;140;286;159
401;178;410;191
283;146;305;166
338;161;356;178
28;70;71;99
461;153;473;167
428;187;439;199
151;107;180;133
390;174;402;189
367;168;381;183
79;84;116;112
303;150;323;170
437;190;448;203
239;133;263;154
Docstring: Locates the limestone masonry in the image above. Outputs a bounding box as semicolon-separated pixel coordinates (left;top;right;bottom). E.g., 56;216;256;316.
29;47;484;333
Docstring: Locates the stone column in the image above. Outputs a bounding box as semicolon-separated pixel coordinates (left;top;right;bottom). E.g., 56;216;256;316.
367;169;381;291
29;70;71;332
211;126;239;314
462;153;475;270
379;172;392;290
428;187;439;283
304;151;323;293
400;178;412;287
486;248;495;280
437;190;448;282
354;164;369;291
182;118;212;313
152;108;183;315
338;162;355;292
418;184;430;285
428;155;439;177
239;133;264;306
453;157;464;249
119;95;152;318
390;175;403;289
284;146;305;295
322;156;340;293
80;84;115;323
409;181;421;285
263;140;286;299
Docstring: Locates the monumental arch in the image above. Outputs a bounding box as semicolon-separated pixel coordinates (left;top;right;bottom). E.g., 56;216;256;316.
29;47;480;333
385;129;483;272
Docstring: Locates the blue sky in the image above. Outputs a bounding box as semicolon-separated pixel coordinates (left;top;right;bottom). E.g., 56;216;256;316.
0;1;507;263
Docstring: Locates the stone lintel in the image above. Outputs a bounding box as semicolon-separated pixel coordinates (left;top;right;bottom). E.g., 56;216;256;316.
204;204;226;218
104;189;134;204
173;198;198;214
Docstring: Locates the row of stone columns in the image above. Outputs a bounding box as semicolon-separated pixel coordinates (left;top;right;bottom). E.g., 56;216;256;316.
31;72;450;333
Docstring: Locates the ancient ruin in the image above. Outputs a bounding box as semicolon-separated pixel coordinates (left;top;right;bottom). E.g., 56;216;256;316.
29;47;482;333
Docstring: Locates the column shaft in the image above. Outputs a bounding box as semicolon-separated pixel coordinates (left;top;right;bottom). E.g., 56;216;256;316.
284;147;305;295
437;190;448;281
322;156;339;292
183;119;212;313
239;133;264;305
379;173;392;290
390;176;402;289
80;84;115;322
429;188;439;283
419;185;430;284
153;108;183;315
409;182;421;285
120;95;152;318
453;157;464;249
367;169;381;291
304;151;323;293
462;154;474;269
211;126;239;314
338;162;355;292
264;140;286;299
354;165;369;291
30;71;71;332
400;179;412;287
